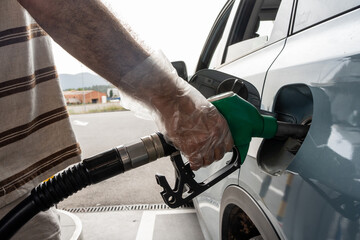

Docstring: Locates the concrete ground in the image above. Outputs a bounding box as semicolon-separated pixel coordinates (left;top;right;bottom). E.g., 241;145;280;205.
59;111;205;240
59;205;205;240
58;111;175;209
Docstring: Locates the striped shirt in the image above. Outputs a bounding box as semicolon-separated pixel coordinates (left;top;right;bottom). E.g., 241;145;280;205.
0;0;82;208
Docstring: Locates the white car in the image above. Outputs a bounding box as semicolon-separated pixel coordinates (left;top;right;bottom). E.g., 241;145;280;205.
174;0;360;239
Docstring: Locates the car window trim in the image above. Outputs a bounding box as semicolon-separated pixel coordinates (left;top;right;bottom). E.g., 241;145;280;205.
195;0;235;72
291;3;360;35
221;0;257;64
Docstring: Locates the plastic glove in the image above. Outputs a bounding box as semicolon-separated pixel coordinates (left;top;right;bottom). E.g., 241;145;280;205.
119;51;234;170
161;90;234;170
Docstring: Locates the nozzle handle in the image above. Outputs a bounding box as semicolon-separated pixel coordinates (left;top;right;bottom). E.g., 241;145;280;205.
209;92;278;164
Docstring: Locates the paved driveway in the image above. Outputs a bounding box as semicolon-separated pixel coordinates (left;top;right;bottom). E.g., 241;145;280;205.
58;111;175;208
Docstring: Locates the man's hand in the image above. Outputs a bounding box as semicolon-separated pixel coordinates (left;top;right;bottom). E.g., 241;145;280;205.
120;52;234;170
162;93;234;170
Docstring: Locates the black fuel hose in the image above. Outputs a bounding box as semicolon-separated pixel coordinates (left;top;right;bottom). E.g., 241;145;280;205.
0;122;310;239
0;133;176;240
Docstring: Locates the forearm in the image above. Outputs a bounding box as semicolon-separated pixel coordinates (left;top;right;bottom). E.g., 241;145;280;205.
18;0;234;169
18;0;150;81
18;0;183;116
19;0;195;130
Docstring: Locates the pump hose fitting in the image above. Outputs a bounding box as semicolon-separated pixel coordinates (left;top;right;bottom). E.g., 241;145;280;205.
0;132;176;240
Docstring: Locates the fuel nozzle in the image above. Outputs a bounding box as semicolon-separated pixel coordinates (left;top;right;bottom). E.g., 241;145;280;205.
210;92;310;164
0;92;312;239
115;133;176;171
275;121;310;140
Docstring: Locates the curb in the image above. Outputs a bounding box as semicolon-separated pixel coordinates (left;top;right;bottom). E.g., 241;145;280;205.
58;209;83;240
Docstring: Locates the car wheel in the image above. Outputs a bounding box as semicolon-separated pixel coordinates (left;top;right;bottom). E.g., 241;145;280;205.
220;185;279;240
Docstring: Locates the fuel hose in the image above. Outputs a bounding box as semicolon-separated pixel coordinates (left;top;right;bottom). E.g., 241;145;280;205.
0;132;176;240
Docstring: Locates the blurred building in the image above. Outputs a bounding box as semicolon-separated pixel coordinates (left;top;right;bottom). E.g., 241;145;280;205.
63;90;106;104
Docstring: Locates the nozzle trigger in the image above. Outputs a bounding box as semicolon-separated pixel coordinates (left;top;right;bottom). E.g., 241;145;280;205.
156;148;240;208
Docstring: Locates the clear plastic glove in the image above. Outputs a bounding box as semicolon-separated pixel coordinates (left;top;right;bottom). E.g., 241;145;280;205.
161;91;234;170
119;51;234;170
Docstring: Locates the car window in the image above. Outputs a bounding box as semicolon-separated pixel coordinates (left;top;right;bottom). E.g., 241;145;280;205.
222;0;285;64
293;0;360;33
195;0;235;72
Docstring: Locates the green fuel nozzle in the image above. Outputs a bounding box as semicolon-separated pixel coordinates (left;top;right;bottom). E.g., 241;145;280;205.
210;92;309;164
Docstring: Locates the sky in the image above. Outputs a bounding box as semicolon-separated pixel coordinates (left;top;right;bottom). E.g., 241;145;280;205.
52;0;226;76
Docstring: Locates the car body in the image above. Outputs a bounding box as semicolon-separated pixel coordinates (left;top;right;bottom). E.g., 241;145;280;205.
181;0;360;239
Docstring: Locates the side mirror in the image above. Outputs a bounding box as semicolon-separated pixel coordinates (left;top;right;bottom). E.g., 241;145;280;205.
171;61;188;81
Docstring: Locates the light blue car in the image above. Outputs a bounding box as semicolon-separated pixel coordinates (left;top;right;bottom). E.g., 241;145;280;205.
175;0;360;239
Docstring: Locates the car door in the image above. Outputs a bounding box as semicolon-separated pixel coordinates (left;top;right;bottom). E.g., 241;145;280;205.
257;1;360;239
192;0;294;239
